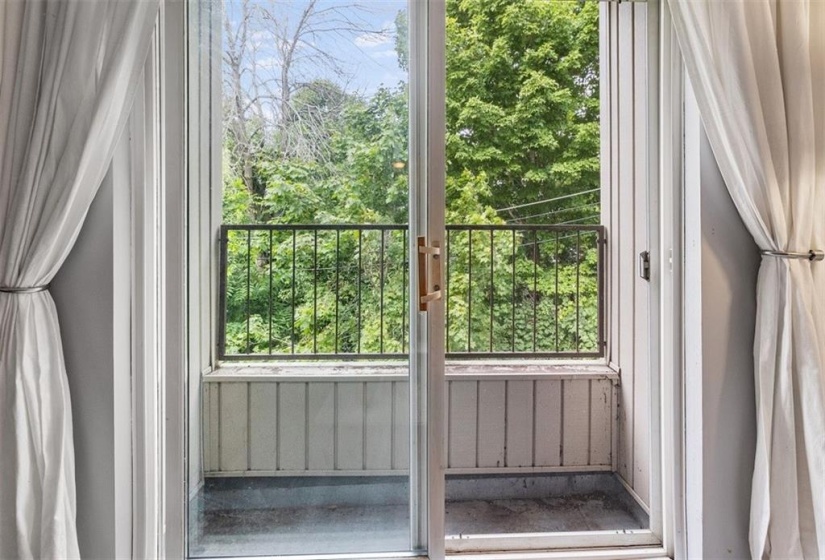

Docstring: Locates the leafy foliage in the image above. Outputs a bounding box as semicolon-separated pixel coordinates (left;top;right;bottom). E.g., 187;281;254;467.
221;1;601;359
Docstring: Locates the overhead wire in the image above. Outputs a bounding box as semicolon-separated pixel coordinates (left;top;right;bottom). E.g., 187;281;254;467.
494;188;600;213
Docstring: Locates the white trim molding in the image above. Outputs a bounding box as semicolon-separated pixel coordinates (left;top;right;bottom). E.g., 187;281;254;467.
130;13;166;560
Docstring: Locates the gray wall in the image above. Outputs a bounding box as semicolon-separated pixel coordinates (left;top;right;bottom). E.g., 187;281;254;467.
684;84;759;558
699;131;759;559
51;139;132;560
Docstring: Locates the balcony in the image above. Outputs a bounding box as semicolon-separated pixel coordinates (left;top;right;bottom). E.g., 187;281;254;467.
190;223;649;557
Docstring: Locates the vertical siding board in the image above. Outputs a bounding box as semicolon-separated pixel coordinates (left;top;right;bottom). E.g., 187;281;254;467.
533;380;562;467
393;381;410;469
219;382;248;472
278;383;307;471
249;383;278;471
633;3;651;507
589;379;613;466
476;381;506;468
307;382;335;470
448;381;478;468
336;382;365;470
365;382;393;470
505;380;534;467
616;2;636;484
205;382;221;472
562;379;590;467
604;3;621;370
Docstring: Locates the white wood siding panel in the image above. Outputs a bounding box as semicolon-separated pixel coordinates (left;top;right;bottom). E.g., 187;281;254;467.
365;382;393;470
589;379;613;466
505;381;534;467
336;383;365;470
607;2;621;375
278;383;306;470
616;2;637;485
476;381;506;468
448;381;478;468
249;383;278;470
204;372;616;476
392;381;409;469
600;3;651;508
205;382;220;472
632;3;651;506
534;380;562;467
562;379;590;466
219;382;248;471
307;383;335;470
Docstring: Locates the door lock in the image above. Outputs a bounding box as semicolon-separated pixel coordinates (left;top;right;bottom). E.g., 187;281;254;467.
639;251;651;281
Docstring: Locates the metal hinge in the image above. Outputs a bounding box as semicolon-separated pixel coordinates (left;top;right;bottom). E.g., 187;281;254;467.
639;251;651;281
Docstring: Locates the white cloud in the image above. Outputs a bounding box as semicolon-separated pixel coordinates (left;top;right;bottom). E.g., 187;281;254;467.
354;30;392;48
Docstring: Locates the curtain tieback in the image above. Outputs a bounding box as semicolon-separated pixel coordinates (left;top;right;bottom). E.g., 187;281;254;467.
761;249;825;262
0;285;50;294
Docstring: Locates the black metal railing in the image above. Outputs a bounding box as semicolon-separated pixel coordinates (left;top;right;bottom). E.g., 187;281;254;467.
218;224;605;361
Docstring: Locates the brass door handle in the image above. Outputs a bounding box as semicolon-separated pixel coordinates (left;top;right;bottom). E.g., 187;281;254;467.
417;236;442;311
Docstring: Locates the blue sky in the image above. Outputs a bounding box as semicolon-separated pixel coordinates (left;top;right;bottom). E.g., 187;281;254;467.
224;0;408;99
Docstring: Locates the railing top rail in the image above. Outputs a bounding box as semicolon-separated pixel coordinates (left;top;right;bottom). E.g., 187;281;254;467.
221;223;604;233
221;224;406;232
445;224;603;232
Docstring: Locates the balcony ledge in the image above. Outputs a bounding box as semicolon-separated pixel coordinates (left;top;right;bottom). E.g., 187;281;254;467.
205;359;618;384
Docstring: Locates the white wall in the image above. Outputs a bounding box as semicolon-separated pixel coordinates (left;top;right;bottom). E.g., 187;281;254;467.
51;138;132;560
684;85;759;559
601;2;652;507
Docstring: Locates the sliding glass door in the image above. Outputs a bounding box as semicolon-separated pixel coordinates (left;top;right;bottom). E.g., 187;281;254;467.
187;1;663;558
187;0;445;557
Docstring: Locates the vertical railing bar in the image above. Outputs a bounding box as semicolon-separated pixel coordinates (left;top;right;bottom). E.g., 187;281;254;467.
379;229;385;354
532;230;538;353
511;229;516;352
335;229;340;354
246;230;251;353
489;229;494;353
576;230;581;353
555;229;560;352
467;230;473;353
313;229;318;354
291;230;296;354
357;229;363;354
402;229;407;353
268;230;273;355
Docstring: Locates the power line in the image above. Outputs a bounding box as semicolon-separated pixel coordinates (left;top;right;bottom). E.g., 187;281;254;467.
495;188;599;213
558;214;600;225
507;202;600;223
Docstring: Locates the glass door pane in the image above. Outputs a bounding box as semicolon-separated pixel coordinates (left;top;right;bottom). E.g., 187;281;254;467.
187;0;427;556
440;0;654;552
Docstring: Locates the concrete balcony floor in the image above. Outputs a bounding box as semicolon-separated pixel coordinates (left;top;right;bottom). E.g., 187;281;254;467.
188;473;648;557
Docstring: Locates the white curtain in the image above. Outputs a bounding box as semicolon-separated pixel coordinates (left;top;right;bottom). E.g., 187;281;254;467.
670;2;825;559
0;1;158;558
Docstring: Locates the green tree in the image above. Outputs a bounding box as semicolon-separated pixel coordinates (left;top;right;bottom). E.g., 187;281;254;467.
446;0;599;223
220;1;602;358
